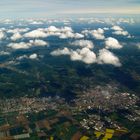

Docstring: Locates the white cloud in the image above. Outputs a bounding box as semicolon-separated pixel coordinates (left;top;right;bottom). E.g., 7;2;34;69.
70;51;82;61
74;33;84;39
73;48;96;64
50;47;71;56
82;28;105;40
103;27;109;30
81;29;90;36
45;26;84;39
59;31;74;39
7;28;29;34
51;47;121;66
8;28;30;41
8;39;48;49
87;18;105;24
29;53;38;59
16;55;28;60
97;49;121;67
24;29;47;38
11;32;22;41
71;40;94;49
46;26;60;32
22;26;84;39
51;47;96;64
112;30;129;36
111;26;123;31
46;26;73;33
1;19;13;24
136;43;140;49
59;32;84;39
78;18;133;25
116;18;135;25
0;28;6;32
8;42;31;49
105;37;122;49
17;53;38;60
111;25;130;37
46;26;84;39
0;31;6;40
30;21;43;25
29;39;49;46
91;28;105;40
60;27;73;33
45;26;73;34
0;51;10;55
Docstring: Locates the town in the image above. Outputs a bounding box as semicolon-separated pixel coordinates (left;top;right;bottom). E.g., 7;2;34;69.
0;85;139;139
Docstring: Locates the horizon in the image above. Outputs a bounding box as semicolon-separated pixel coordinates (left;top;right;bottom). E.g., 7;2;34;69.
0;0;140;19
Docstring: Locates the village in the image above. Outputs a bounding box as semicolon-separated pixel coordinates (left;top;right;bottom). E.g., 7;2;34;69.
0;86;139;139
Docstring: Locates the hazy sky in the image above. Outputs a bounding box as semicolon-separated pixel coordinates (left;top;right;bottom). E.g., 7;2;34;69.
0;0;140;19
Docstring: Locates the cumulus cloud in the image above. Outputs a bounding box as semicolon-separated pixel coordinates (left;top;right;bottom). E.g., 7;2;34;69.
45;26;84;39
51;38;96;64
48;26;73;33
87;18;105;24
16;53;38;60
29;21;43;25
70;51;82;61
7;28;29;34
116;18;135;25
8;39;48;49
46;26;60;32
61;27;73;33
103;27;109;30
51;47;96;64
11;32;22;41
59;31;74;39
51;47;121;66
71;40;94;49
24;29;47;38
0;31;6;40
16;55;28;60
8;42;31;49
136;43;140;49
29;39;49;46
46;26;73;33
74;18;135;25
74;33;84;39
91;28;105;40
105;37;122;49
97;49;121;67
113;30;129;36
71;48;96;64
111;25;130;37
111;26;123;31
50;47;71;56
29;53;38;59
8;28;30;41
20;26;84;40
0;51;10;55
1;19;13;24
59;32;84;39
0;28;6;32
82;28;105;40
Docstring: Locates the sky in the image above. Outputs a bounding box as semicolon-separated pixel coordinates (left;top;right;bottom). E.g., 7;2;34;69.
0;0;140;19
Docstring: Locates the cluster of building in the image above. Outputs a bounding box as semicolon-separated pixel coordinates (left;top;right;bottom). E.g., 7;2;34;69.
0;85;139;139
74;85;139;113
0;96;65;114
